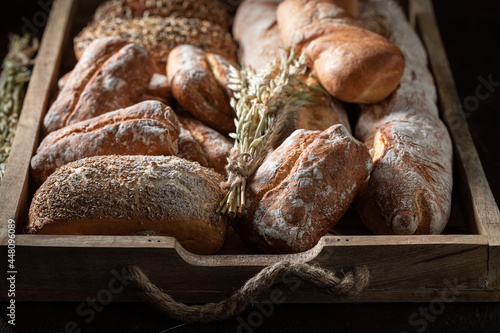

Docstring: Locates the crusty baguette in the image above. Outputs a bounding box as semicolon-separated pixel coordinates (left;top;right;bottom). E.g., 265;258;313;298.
27;155;228;255
233;0;283;73
167;44;235;135
233;124;372;253
31;100;180;185
354;0;453;234
176;114;233;176
43;37;154;135
276;0;405;104
74;17;238;72
93;0;232;30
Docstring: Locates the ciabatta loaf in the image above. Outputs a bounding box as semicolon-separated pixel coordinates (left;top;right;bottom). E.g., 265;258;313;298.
31;100;180;185
43;37;154;135
233;125;372;253
355;0;453;234
27;155;228;255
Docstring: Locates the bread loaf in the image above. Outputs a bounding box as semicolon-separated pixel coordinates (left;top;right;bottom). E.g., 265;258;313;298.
233;0;283;72
43;37;154;135
167;44;235;135
354;0;453;234
176;114;233;176
233;124;372;253
276;0;405;104
27;155;228;255
74;17;238;72
31;100;180;185
93;0;232;30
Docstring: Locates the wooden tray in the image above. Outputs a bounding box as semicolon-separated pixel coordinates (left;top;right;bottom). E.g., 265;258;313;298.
1;0;499;303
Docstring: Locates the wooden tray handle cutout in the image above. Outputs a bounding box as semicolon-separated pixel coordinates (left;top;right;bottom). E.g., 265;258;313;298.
125;262;371;323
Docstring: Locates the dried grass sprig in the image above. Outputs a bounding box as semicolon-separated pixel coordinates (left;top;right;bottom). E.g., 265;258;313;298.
0;34;38;181
218;48;316;217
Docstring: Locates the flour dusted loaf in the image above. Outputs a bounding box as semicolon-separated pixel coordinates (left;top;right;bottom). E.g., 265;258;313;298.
354;0;453;234
233;0;283;72
43;37;154;135
93;0;232;30
27;155;228;255
276;0;405;104
31;100;180;185
233;124;373;253
167;44;235;135
74;16;238;71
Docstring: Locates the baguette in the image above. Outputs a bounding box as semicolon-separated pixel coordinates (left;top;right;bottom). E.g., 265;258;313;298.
31;100;180;185
27;155;228;255
354;0;453;234
43;37;154;135
276;0;405;104
233;124;372;253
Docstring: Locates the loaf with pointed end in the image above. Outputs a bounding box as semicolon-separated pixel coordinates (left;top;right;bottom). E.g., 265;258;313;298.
43;37;154;135
93;0;232;30
167;44;235;135
354;0;453;234
233;124;373;254
27;155;228;255
276;0;405;104
31;100;180;185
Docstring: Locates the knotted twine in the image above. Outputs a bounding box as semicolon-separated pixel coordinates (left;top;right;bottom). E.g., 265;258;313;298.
126;261;370;323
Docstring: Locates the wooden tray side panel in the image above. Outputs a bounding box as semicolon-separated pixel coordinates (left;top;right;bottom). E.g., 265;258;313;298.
414;0;500;289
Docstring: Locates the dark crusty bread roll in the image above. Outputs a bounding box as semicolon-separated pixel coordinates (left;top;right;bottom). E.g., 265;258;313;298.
93;0;232;30
276;0;405;104
74;17;238;72
167;44;235;135
31;100;180;185
176;114;233;176
354;0;453;234
233;0;283;72
43;37;154;135
232;124;373;253
27;155;228;255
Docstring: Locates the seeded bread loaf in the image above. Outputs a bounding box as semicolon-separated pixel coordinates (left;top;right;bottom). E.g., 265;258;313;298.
31;100;180;185
74;17;238;72
93;0;232;30
27;155;228;255
233;124;373;253
43;37;154;135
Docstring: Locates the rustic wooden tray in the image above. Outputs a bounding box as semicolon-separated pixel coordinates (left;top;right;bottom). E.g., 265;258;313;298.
1;0;499;303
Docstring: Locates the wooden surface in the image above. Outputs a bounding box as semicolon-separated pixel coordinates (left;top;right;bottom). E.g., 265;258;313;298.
0;0;499;331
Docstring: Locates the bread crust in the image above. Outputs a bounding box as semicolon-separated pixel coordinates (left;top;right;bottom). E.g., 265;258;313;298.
354;0;453;235
27;155;228;255
233;124;373;253
93;0;232;30
74;17;238;71
31;100;180;185
167;44;235;135
276;0;405;104
177;114;233;176
43;37;154;135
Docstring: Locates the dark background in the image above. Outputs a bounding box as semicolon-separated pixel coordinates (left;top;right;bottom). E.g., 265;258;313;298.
1;0;499;332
